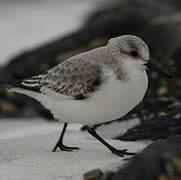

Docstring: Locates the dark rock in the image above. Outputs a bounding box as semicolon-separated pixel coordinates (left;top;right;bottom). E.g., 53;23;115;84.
100;171;114;180
116;99;181;141
87;135;181;180
84;170;114;180
111;136;181;180
84;169;103;180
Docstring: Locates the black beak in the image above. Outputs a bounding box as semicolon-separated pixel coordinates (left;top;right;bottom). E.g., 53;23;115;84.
146;61;174;79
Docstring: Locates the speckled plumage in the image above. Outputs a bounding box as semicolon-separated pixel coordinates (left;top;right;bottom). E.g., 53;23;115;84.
22;46;128;99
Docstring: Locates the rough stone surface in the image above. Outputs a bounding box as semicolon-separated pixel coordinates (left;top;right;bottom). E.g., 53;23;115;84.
84;135;181;180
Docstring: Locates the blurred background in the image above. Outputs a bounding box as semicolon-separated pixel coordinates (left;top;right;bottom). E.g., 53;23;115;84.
0;0;181;138
0;0;96;65
0;0;181;179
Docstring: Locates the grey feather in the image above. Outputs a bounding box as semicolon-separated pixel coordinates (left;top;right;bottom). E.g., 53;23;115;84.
20;35;149;99
22;51;105;98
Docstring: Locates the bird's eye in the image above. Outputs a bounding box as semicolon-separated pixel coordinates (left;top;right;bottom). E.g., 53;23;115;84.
130;50;138;57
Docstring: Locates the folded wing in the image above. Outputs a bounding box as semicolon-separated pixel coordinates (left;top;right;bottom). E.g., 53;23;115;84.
22;57;102;99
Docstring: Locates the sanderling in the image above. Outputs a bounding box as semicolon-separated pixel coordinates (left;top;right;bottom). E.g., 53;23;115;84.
9;35;173;156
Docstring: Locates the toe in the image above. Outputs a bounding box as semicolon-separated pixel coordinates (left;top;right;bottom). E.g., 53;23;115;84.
111;149;136;157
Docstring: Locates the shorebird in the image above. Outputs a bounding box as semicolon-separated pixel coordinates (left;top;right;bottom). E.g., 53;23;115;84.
9;35;173;156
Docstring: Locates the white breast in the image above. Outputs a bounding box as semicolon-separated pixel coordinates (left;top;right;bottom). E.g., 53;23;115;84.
40;67;148;126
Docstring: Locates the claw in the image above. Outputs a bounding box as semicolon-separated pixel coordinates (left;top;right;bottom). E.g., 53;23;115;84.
52;144;80;152
66;146;80;150
111;149;136;157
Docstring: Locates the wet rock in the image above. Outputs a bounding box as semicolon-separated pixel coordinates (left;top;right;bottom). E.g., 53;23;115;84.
116;99;181;141
84;169;103;180
85;136;181;180
111;135;181;180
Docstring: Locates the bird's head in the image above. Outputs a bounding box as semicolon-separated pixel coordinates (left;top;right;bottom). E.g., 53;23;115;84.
108;35;149;64
108;35;173;79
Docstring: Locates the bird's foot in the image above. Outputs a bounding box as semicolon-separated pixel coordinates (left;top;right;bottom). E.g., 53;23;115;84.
52;144;80;152
111;148;136;157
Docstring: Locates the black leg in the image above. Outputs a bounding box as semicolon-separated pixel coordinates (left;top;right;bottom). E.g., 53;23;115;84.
85;126;136;157
52;123;79;152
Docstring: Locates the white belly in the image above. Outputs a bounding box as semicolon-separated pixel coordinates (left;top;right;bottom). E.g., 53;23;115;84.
41;71;148;126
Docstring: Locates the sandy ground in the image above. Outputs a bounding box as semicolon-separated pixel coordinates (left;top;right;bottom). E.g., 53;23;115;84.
0;119;150;180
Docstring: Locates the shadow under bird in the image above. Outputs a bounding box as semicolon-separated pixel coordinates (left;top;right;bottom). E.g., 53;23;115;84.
8;35;173;156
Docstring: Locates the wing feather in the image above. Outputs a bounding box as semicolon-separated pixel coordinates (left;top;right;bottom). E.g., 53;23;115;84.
22;57;102;99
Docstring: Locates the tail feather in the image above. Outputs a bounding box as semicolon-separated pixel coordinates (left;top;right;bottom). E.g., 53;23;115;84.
21;75;43;87
22;81;40;87
8;87;40;99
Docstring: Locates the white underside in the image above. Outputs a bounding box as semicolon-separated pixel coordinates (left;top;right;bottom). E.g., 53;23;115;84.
10;65;148;126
